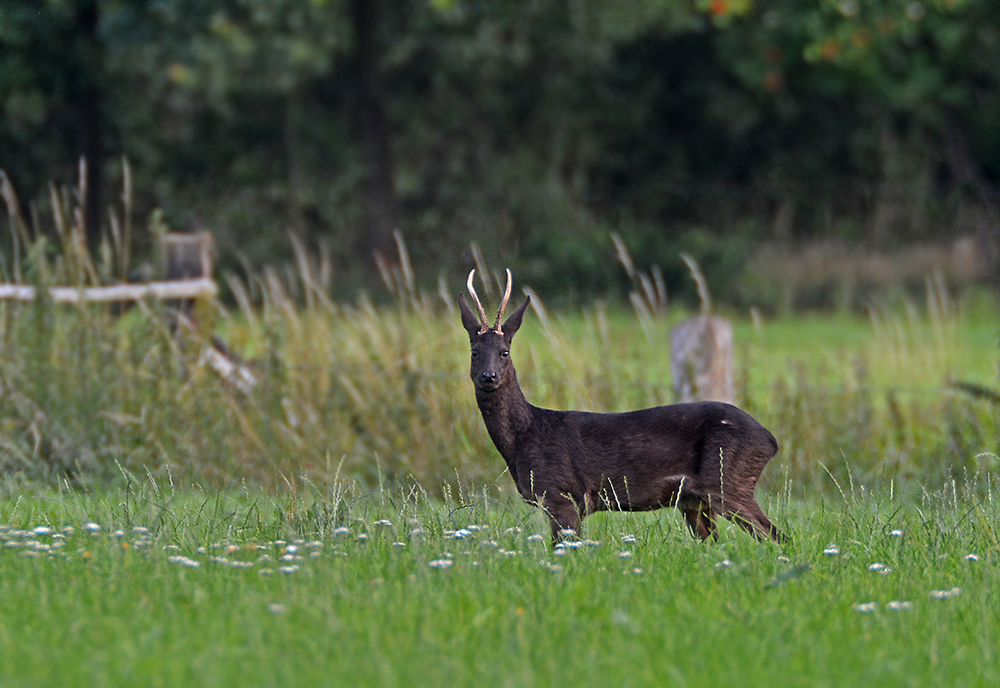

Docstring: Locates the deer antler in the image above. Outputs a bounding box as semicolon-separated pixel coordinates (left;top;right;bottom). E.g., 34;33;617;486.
466;270;490;335
492;268;512;334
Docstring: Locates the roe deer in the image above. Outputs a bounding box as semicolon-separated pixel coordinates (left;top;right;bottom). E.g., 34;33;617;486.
458;269;786;545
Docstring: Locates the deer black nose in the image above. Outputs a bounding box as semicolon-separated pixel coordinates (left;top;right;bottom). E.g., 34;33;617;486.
481;371;497;382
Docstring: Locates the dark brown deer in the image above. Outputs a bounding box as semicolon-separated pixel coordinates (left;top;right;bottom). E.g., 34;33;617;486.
459;269;786;545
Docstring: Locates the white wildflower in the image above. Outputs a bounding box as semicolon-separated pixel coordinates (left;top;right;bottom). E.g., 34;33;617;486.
167;555;201;568
930;588;962;600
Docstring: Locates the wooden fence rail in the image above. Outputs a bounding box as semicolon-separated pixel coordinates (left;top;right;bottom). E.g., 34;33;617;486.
0;278;218;303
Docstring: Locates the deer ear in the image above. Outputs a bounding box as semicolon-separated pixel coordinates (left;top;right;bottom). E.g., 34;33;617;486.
501;295;531;340
458;294;483;337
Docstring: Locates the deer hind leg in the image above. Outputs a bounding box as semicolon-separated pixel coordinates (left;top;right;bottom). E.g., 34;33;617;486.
723;499;787;544
681;500;718;542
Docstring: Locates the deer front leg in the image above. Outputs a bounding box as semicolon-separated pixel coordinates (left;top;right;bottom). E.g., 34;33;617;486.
542;493;583;545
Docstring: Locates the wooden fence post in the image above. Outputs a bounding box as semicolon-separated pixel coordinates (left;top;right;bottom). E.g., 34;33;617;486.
670;315;734;404
163;231;213;281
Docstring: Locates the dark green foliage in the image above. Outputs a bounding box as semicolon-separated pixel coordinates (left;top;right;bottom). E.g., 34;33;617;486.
2;1;999;300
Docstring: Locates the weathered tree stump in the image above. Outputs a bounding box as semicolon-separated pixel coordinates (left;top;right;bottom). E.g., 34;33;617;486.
670;315;734;404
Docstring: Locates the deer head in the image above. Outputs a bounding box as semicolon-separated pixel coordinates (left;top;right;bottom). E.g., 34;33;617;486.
458;269;531;392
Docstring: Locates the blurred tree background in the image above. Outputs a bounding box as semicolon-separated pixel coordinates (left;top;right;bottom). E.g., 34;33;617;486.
1;0;997;308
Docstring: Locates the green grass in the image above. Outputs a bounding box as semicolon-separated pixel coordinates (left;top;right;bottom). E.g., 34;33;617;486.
1;480;998;687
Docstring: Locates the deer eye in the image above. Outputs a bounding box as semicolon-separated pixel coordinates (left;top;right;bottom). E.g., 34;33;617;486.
470;350;479;357
501;350;510;358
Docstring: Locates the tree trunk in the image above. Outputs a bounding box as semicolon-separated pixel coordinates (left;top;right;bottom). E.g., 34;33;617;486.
351;0;398;266
942;110;1000;290
71;0;105;244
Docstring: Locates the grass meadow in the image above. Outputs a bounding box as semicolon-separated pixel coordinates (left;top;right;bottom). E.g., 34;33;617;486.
1;478;999;687
0;188;998;685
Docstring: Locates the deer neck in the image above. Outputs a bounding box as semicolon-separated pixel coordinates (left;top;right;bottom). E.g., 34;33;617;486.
475;371;533;461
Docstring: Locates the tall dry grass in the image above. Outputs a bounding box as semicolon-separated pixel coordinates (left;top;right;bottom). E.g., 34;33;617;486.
742;238;986;312
0;168;996;494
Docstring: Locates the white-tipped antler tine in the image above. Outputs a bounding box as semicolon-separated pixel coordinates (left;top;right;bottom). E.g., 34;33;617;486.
493;268;513;334
466;270;490;335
